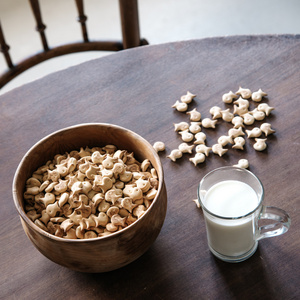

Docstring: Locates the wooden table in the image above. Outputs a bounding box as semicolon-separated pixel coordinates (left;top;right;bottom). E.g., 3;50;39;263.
1;35;299;299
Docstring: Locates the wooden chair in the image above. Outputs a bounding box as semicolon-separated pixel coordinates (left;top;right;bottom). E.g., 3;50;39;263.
0;0;148;89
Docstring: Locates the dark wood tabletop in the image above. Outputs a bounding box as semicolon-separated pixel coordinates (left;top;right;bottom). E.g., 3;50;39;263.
1;35;300;300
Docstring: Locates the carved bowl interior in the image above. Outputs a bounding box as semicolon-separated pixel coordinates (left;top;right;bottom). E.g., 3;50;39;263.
13;123;167;273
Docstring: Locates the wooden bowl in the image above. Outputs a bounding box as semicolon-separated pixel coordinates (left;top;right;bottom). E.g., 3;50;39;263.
12;123;167;273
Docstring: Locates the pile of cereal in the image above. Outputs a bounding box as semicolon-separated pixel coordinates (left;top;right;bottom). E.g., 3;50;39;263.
24;145;159;239
165;87;275;166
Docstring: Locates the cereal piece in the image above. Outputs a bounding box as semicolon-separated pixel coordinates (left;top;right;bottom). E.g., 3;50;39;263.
233;104;248;116
78;147;92;157
86;165;99;180
228;127;245;138
129;187;143;201
50;217;66;224
236;87;252;99
60;219;74;233
242;113;255;125
106;206;120;218
46;202;61;218
84;231;98;239
212;144;228;157
195;144;211;156
193;198;201;208
231;116;244;129
75;226;85;239
233;97;250;109
103;145;117;155
251;108;266;121
54;179;68;194
56;163;68;177
181;91;196;104
153;141;165;152
178;130;194;142
93;212;109;227
39;210;51;225
105;189;123;204
145;188;157;200
174;122;189;132
246;127;262;138
112;162;125;176
221;109;234;122
39;193;56;207
126;214;137;226
121;197;137;213
111;214;126;227
232;137;245;150
93;176;113;193
251;89;267;102
202;118;217;129
58;192;69;207
253;138;267;151
167;149;183;162
186;108;201;121
257;103;274;116
106;223;118;232
35;219;49;232
26;210;41;222
133;205;146;218
194;132;206;145
91;151;105;164
209;106;222;119
217;135;233;147
123;184;135;197
222;91;238;104
26;177;41;187
172;100;188;112
136;178;151;193
102;156;118;169
189;153;206;166
63;228;77;239
47;169;60;182
189;122;202;134
67;157;77;173
260;123;275;136
119;171;133;183
75;202;92;218
178;143;195;154
233;159;249;169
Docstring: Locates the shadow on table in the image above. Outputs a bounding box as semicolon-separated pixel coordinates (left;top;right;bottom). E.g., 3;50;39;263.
69;243;179;299
211;246;280;300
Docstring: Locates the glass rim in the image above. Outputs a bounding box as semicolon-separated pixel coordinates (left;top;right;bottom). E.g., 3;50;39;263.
197;166;264;220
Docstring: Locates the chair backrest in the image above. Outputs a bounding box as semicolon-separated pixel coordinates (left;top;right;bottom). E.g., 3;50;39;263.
0;0;148;89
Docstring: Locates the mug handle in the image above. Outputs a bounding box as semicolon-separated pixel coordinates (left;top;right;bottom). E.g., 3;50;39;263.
256;206;291;241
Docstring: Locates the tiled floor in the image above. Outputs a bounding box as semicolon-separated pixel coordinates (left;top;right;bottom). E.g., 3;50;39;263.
1;0;300;94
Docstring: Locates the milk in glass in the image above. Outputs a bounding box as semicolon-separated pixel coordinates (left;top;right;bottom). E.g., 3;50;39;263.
203;180;259;257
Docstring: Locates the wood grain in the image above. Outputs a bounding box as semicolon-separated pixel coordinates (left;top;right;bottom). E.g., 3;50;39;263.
0;35;300;299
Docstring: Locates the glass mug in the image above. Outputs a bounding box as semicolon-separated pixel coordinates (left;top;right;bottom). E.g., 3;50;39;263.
198;166;291;263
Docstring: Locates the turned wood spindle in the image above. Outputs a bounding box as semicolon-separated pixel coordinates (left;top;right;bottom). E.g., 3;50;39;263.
0;22;14;69
29;0;49;51
75;0;89;43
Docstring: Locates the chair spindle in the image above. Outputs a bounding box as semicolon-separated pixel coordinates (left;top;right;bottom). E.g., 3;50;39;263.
75;0;89;43
29;0;49;51
119;0;141;49
0;22;14;69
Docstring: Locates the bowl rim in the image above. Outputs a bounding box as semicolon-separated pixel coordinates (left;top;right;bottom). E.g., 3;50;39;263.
12;122;165;243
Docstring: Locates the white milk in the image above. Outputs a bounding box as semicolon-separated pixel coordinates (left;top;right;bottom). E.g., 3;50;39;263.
203;180;259;257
